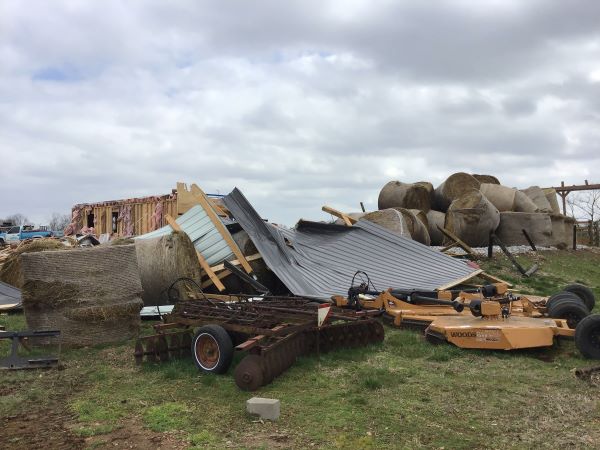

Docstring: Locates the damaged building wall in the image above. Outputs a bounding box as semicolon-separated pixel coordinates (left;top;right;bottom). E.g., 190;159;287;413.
65;183;227;238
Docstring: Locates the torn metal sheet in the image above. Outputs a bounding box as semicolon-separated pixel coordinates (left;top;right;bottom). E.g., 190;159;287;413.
0;280;22;311
223;188;480;299
136;205;234;266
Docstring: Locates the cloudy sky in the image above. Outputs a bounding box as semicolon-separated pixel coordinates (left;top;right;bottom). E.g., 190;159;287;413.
1;0;599;225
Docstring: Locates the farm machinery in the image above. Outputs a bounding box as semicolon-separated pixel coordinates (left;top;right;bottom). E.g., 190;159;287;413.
134;294;384;391
332;272;600;358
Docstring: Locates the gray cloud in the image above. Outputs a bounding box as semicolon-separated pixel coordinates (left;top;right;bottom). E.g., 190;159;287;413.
1;0;600;225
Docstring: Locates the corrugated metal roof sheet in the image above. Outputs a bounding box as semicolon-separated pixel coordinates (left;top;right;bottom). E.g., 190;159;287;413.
135;205;234;266
0;280;21;311
223;188;479;299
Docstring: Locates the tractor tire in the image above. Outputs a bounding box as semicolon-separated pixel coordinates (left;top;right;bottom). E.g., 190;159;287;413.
547;297;590;329
563;284;596;311
575;315;600;359
546;291;584;310
191;325;234;374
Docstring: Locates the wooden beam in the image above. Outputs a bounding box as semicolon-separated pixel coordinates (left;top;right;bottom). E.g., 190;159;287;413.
322;206;357;226
190;184;253;274
210;253;262;273
165;214;226;292
437;269;483;291
436;225;475;256
479;271;512;287
201;269;232;289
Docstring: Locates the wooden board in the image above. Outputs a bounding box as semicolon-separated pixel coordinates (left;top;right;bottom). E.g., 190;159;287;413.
165;214;225;292
436;269;483;291
436;225;475;256
322;206;357;226
210;253;262;273
190;184;253;274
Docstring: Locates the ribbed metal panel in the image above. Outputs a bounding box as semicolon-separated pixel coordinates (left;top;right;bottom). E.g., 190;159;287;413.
0;280;21;308
135;205;234;266
224;188;479;299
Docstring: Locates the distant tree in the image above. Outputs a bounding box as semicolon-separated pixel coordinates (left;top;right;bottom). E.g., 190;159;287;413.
567;190;600;223
48;212;72;232
2;213;29;226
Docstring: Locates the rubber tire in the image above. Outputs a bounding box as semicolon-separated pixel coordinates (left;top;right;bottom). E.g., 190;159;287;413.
547;297;590;329
575;315;600;359
563;284;596;311
546;291;584;310
191;325;233;374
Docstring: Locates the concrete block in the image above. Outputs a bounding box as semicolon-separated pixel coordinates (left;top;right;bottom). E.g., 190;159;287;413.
246;397;280;421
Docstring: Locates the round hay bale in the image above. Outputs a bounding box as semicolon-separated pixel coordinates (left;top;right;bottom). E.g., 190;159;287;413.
479;183;517;212
20;244;143;348
550;214;567;249
495;212;553;247
0;239;66;288
445;189;500;247
426;210;445;246
521;186;552;212
434;173;480;212
472;174;500;185
358;209;412;239
409;209;429;230
543;188;561;215
378;181;433;212
134;231;202;306
390;208;431;245
514;190;539;213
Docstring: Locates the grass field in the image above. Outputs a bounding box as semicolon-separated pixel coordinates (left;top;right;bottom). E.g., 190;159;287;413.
1;249;600;449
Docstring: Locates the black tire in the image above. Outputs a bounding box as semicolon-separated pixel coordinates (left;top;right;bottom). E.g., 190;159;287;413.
563;284;596;311
191;325;234;374
575;315;600;359
546;291;584;310
547;297;590;329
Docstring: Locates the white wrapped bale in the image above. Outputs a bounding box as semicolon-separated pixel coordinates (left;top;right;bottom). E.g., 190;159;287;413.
378;181;433;212
359;209;412;239
426;210;445;246
480;183;518;212
445;189;500;247
390;208;431;245
495;212;553;247
513;191;539;213
434;173;480;212
472;174;500;185
521;186;552;212
543;188;561;215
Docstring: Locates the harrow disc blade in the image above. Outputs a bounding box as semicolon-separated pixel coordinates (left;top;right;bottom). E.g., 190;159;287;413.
234;354;264;391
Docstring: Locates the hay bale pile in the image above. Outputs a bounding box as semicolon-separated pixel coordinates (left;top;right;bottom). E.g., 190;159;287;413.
20;244;143;348
375;172;571;248
134;231;202;306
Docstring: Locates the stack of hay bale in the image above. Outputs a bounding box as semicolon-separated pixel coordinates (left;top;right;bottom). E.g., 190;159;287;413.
373;173;572;248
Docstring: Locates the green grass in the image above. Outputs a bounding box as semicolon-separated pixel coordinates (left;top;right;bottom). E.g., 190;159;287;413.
1;249;600;448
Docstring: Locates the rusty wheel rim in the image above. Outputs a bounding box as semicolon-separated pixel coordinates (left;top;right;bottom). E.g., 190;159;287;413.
195;333;220;370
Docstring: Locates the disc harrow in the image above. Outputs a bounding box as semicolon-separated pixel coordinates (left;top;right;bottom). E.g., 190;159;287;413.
134;295;385;390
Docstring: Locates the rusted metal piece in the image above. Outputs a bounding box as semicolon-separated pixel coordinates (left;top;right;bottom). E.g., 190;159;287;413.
135;295;384;390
